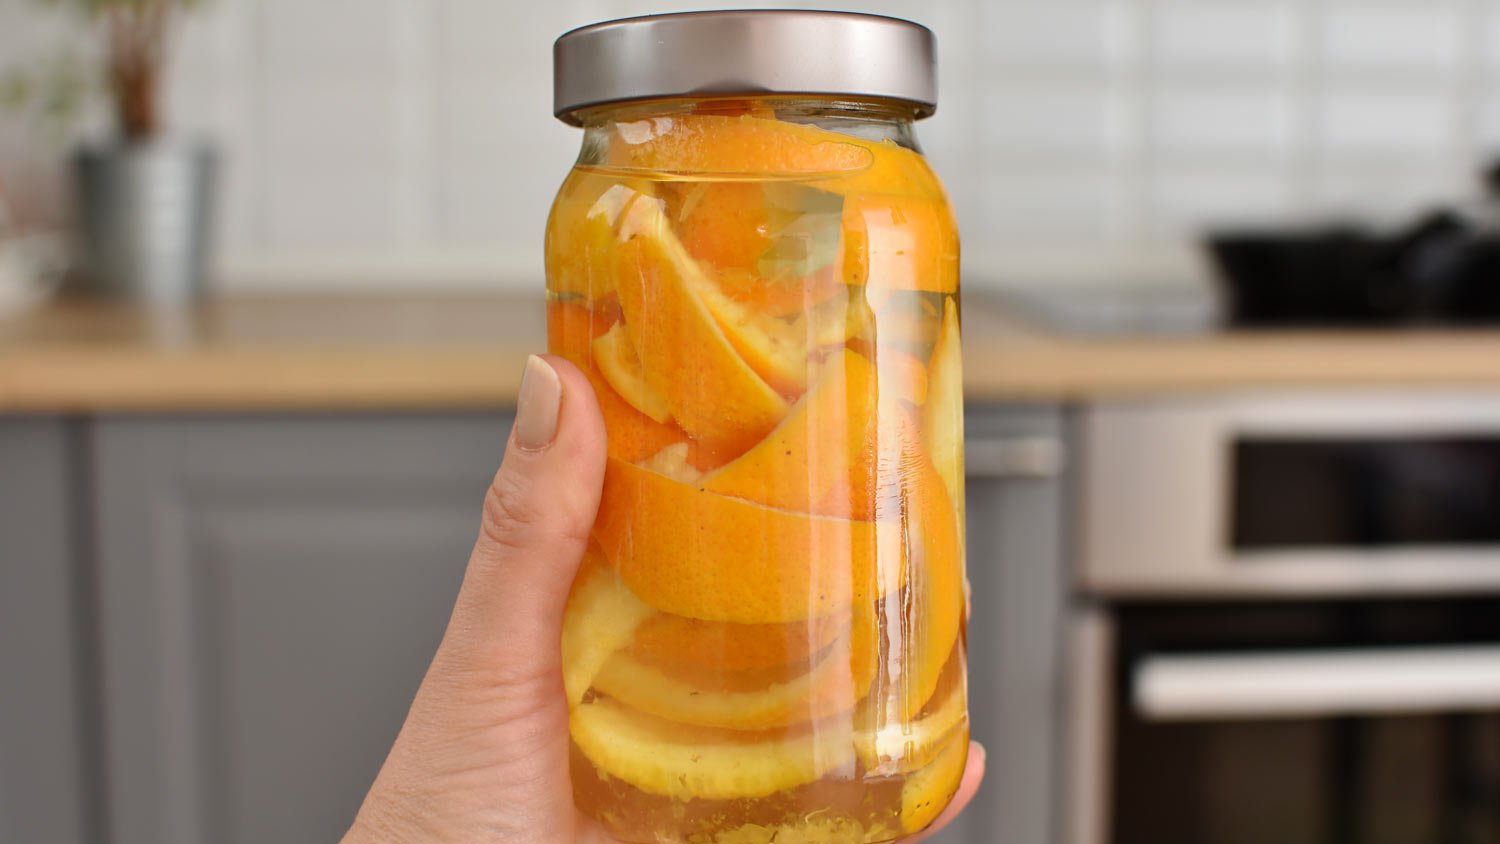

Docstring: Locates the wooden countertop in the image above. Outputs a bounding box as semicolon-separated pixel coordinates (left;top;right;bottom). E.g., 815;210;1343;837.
5;292;1500;412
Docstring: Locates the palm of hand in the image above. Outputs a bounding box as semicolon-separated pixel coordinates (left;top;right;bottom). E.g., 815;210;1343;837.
344;356;984;843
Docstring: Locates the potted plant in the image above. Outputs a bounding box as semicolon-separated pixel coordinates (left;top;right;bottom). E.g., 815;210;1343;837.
6;0;215;307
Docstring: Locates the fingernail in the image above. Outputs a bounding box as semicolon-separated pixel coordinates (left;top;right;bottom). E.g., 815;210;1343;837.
514;355;562;452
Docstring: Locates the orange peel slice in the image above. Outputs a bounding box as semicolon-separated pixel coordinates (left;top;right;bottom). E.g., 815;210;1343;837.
856;669;968;775
592;321;672;424
843;192;959;295
700;349;877;518
604;113;943;202
606;113;874;179
695;280;870;399
595;456;900;624
899;731;969;834
593;603;876;730
671;181;772;272
897;444;964;720
923;297;964;521
714;265;847;318
592;636;861;730
561;548;653;707
547;301;694;466
693;276;813;397
569;697;855;801
546;178;640;300
863;413;965;720
629;608;849;675
615;197;788;456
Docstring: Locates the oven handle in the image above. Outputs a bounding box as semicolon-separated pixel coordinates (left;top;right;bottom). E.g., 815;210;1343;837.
1134;645;1500;721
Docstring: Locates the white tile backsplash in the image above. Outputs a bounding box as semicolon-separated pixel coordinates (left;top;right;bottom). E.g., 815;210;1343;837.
1152;90;1293;156
1477;94;1500;147
1312;159;1463;218
1319;89;1456;154
1148;167;1295;234
263;79;403;249
980;166;1118;241
980;2;1128;70
0;0;1496;290
1321;3;1463;75
1154;3;1295;71
981;85;1125;157
261;0;402;69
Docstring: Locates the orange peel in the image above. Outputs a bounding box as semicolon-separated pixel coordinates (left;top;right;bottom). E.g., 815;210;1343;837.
605;113;944;202
594;603;876;730
607;113;874;179
615;197;788;455
561;548;653;707
898;444;964;720
714;265;846;318
629;608;849;675
700;349;877;518
547;301;692;466
842;192;959;295
569;698;855;801
595;456;900;624
856;668;967;775
862;414;965;720
923;297;964;516
672;181;771;272
545;178;640;300
592;321;672;424
899;730;969;834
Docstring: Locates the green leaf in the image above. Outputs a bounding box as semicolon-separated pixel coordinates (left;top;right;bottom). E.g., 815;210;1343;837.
757;183;844;280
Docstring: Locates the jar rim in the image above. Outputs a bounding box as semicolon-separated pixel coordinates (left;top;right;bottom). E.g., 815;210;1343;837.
553;10;937;127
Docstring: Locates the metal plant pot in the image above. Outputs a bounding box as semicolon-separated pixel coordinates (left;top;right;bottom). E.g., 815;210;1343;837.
74;140;217;306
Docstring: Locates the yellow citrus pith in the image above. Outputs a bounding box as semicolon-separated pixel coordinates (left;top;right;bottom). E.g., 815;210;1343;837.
570;698;856;801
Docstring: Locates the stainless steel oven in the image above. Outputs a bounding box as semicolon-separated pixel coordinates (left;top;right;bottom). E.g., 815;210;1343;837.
1067;392;1500;844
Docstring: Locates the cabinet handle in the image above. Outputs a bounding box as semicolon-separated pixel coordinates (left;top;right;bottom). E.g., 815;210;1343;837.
965;437;1066;479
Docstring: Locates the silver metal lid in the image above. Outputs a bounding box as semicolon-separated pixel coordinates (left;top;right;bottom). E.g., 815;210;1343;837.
553;10;937;126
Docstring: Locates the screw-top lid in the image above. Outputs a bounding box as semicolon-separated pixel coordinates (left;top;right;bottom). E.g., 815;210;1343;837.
553;10;937;126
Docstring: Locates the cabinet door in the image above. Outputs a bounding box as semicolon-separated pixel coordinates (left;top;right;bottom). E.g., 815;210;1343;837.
0;419;93;844
925;405;1070;844
91;413;509;844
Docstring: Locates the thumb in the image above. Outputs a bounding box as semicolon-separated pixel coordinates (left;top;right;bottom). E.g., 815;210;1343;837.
441;354;607;678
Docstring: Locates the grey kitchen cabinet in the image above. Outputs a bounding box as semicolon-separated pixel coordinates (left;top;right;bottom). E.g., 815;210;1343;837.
89;413;510;844
925;405;1071;844
3;405;1068;844
1;419;94;844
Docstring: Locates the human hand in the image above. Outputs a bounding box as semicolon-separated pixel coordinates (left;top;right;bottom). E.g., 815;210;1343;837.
344;354;985;843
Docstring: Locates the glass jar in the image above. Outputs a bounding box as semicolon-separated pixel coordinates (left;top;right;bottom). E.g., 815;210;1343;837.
547;12;966;843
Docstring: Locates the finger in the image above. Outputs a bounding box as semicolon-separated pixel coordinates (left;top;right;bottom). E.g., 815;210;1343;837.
904;742;987;843
443;354;608;670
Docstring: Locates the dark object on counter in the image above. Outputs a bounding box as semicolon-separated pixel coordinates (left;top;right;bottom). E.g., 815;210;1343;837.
1208;165;1500;326
74;140;217;308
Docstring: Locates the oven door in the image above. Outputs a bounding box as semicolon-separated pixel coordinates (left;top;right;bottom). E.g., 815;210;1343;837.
1079;391;1500;597
1101;599;1500;844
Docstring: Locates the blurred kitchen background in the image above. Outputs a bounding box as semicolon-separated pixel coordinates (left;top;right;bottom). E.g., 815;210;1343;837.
5;2;1500;844
4;0;1500;294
